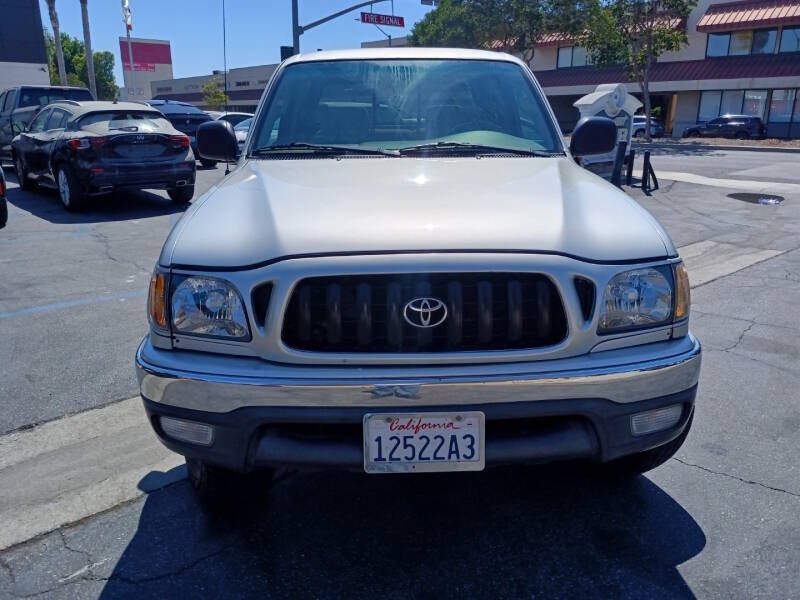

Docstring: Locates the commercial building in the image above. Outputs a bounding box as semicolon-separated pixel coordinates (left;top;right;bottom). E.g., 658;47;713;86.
118;37;173;101
150;64;278;112
530;0;800;138
0;0;49;89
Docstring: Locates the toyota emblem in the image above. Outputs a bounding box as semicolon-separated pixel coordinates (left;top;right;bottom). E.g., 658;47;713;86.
403;297;447;328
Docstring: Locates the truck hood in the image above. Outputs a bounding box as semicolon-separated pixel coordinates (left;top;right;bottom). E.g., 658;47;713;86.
163;157;673;268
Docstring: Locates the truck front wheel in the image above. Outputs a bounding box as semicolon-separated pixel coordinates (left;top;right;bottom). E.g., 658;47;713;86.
186;458;275;510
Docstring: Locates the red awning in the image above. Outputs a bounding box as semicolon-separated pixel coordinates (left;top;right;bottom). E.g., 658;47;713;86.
697;0;800;32
533;52;800;88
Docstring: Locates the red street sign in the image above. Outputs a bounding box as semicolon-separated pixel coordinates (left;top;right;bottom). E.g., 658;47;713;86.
361;12;405;27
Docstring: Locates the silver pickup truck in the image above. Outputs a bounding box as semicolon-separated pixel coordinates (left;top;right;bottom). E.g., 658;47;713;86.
136;48;700;505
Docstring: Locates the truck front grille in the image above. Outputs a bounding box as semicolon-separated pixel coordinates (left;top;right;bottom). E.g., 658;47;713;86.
281;273;567;353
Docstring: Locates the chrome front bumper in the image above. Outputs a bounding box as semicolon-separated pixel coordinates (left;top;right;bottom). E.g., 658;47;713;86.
136;334;701;413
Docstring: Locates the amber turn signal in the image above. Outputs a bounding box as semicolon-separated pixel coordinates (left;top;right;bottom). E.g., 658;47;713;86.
673;262;690;321
148;272;168;330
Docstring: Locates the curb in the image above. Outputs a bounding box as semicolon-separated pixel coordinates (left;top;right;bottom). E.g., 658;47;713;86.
632;142;800;154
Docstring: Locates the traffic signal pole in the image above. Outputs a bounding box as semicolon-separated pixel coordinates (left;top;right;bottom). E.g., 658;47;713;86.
292;0;392;55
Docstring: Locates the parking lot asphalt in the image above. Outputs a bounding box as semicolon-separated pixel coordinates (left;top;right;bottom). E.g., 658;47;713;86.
0;165;221;435
1;151;799;598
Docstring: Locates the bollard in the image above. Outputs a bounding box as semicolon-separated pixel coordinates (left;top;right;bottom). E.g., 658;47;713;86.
626;149;635;186
642;151;659;192
611;141;627;188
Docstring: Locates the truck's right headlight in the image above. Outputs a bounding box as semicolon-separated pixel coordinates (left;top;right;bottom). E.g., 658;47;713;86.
171;275;250;340
598;266;673;334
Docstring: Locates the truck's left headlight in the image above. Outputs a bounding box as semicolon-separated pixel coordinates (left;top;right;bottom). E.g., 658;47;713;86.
171;275;250;340
598;266;673;334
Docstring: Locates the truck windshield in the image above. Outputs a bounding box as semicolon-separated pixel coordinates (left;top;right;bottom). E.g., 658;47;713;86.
250;59;561;154
18;88;93;108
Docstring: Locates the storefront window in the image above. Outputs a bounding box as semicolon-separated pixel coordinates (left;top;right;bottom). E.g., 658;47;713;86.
720;90;744;115
779;26;800;53
706;33;730;57
729;31;753;55
752;29;777;54
769;89;797;122
794;92;800;122
557;46;573;68
742;89;768;119
699;90;722;122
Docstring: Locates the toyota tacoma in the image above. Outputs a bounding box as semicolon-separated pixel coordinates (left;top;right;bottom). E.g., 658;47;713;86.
136;48;700;504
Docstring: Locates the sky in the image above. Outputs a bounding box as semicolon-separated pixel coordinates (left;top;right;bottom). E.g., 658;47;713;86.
38;0;436;85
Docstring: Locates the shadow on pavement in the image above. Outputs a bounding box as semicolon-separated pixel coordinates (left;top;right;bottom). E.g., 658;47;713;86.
631;144;720;157
3;171;187;225
99;465;705;599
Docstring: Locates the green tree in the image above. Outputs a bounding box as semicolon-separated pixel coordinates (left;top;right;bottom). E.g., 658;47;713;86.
202;78;228;111
44;31;119;100
411;0;585;63
581;0;697;141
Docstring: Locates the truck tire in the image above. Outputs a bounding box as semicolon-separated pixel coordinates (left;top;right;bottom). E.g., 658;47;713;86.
599;413;693;478
186;458;275;510
167;185;194;204
199;159;217;169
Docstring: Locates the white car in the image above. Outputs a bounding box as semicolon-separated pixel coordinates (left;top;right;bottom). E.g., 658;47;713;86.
234;117;252;152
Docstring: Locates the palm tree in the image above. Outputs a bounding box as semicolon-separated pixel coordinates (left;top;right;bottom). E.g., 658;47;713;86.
46;0;67;85
80;0;97;98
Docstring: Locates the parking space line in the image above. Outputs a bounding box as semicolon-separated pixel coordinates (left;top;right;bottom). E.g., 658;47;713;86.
653;171;800;195
0;289;147;320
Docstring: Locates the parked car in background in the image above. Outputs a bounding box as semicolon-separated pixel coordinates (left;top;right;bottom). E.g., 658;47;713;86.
0;85;93;162
0;164;7;229
683;115;766;140
138;48;699;507
212;111;253;127
632;115;665;138
147;100;215;168
234;117;252;152
12;100;195;211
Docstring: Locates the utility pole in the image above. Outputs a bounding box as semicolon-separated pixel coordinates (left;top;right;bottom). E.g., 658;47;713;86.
80;0;97;98
122;1;133;100
291;0;391;55
223;0;228;112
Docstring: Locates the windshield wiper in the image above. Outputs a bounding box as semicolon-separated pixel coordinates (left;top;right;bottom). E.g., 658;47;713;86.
250;143;398;157
397;141;561;157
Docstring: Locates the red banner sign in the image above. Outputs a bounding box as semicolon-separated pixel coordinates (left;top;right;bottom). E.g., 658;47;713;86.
361;12;405;27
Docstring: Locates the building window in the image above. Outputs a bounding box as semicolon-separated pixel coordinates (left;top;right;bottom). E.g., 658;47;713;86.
572;46;588;67
698;90;722;122
557;46;572;68
794;92;800;122
720;90;744;115
729;30;753;55
752;29;777;54
156;86;172;93
257;79;268;84
743;89;768;119
235;81;250;87
779;26;800;53
186;84;199;90
706;33;730;57
768;89;796;123
556;46;590;68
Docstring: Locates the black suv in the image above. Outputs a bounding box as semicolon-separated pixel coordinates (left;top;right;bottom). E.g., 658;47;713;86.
147;100;216;168
0;85;93;161
12;100;196;211
683;115;766;140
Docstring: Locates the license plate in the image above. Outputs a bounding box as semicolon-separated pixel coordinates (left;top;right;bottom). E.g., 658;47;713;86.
363;412;485;473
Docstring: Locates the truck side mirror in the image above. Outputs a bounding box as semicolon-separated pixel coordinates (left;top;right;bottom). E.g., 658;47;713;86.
569;116;617;156
197;120;238;162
